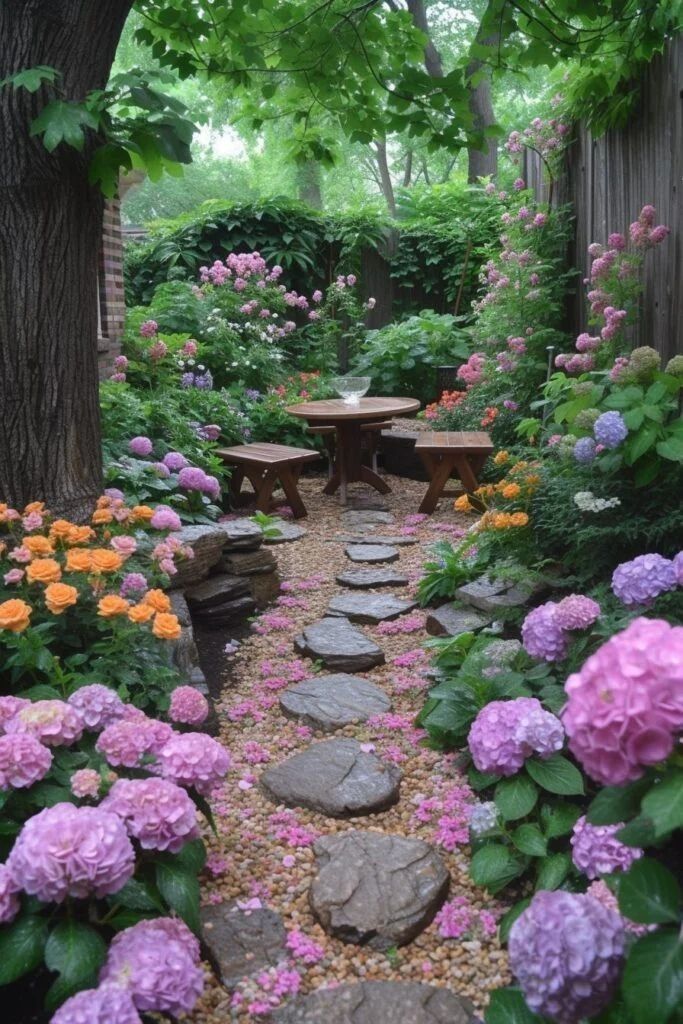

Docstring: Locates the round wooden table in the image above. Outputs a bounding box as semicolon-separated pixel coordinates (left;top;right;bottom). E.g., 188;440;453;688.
286;397;420;502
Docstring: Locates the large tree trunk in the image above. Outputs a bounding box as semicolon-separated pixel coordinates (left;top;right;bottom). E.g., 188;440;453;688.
466;8;499;183
0;0;132;518
374;139;396;216
296;158;323;209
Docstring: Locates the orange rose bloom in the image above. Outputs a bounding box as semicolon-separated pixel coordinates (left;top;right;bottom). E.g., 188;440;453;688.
44;583;78;615
131;505;154;523
510;512;530;527
23;535;55;556
97;595;130;618
66;525;95;545
26;558;62;584
23;501;46;514
143;589;171;614
502;483;521;499
92;508;113;525
90;549;123;574
49;519;76;541
454;494;472;512
128;603;156;624
96;496;112;509
65;548;92;572
0;598;32;632
152;612;182;640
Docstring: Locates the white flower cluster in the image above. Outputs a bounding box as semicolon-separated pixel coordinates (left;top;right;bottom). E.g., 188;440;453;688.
468;800;499;837
573;491;621;513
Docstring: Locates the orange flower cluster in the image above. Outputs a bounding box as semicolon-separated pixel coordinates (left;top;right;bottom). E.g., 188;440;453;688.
0;499;184;640
424;390;466;421
478;510;530;531
480;406;499;428
453;452;541;532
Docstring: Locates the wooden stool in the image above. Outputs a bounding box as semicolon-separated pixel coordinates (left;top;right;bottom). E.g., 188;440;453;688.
415;431;493;514
306;421;393;477
216;443;319;519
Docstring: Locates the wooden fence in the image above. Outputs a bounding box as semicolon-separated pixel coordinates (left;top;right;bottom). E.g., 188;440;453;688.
523;35;683;364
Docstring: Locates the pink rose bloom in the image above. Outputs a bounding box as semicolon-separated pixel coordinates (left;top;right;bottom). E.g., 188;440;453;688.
3;568;24;584
169;686;209;726
22;511;44;531
101;777;199;853
9;546;31;563
157;732;230;795
5;700;83;747
70;768;102;799
110;535;137;557
563;617;683;785
0;733;52;789
0;864;20;924
7;803;135;902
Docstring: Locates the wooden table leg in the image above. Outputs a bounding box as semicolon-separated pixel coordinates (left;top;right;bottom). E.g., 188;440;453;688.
251;467;279;514
229;466;245;505
452;454;480;493
278;465;308;519
418;452;457;514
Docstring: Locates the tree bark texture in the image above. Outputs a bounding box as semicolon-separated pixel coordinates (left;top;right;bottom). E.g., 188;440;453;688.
296;158;323;209
0;0;133;518
374;139;396;216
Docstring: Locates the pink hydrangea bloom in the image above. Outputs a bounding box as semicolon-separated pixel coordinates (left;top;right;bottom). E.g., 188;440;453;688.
169;686;209;726
7;803;135;902
150;504;182;531
101;777;199;852
570;816;642;879
0;863;20;924
139;320;158;338
5;700;83;747
50;983;142;1024
554;594;601;631
468;697;564;776
96;715;173;768
68;685;125;731
163;451;189;471
563;617;683;785
128;436;153;457
157;732;230;795
0;733;52;789
0;696;30;732
70;768;101;799
100;918;203;1017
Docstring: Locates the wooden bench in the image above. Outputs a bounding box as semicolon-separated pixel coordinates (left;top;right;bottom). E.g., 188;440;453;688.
415;431;494;514
215;443;320;519
306;421;393;477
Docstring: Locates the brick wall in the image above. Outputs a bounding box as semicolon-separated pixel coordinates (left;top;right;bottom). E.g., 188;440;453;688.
97;198;126;378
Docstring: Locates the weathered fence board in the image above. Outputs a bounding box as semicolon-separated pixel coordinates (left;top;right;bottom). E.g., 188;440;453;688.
524;36;683;363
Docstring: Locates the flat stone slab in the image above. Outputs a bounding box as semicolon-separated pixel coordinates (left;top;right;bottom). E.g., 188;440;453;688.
336;568;410;590
186;574;251;610
309;831;449;948
455;575;537;612
425;604;491;638
328;593;417;624
264;521;307;544
273;982;476;1023
295;617;385;672
218;518;264;549
279;674;391;731
341;511;394;528
260;739;400;818
200;902;287;989
219;548;277;576
334;534;418;546
345;544;399;564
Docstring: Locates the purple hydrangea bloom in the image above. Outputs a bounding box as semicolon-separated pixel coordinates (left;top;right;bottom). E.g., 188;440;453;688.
571;816;643;878
0;733;52;789
0;863;20;924
157;731;230;795
521;602;569;661
194;370;213;390
101;778;199;853
611;553;677;606
509;890;625;1023
594;411;628;449
150;504;182;531
0;696;30;733
128;436;153;457
7;803;135;902
674;551;683;584
563;617;683;785
5;700;83;747
50;984;142;1024
96;715;173;768
100;918;203;1017
555;594;601;631
177;466;208;491
573;436;597;464
151;461;171;479
68;685;125;731
467;697;564;776
104;487;125;502
180;372;195;389
119;573;148;599
163;451;189;471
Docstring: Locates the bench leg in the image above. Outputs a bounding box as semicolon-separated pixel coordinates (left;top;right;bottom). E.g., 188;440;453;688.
278;465;308;519
229;467;246;506
252;467;279;514
418;453;458;514
452;454;480;494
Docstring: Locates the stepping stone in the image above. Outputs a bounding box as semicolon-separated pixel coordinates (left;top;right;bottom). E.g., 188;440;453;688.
264;521;307;544
279;674;391;732
455;574;538;612
295;617;385;672
273;981;476;1023
334;534;418;546
328;593;417;624
342;510;394;528
309;830;449;948
425;604;492;638
336;568;410;590
345;544;399;564
200;902;287;989
261;739;400;818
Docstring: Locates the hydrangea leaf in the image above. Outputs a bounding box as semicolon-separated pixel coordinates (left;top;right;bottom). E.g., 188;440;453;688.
495;775;538;821
622;928;683;1024
485;986;544;1023
641;768;683;838
617;858;680;924
44;920;107;1011
525;755;584;796
0;914;48;985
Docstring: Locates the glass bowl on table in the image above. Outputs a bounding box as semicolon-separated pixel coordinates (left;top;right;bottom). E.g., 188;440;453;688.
330;376;371;405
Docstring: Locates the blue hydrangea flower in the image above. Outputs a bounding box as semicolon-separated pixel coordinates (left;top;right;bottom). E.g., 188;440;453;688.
594;411;628;449
573;436;597;463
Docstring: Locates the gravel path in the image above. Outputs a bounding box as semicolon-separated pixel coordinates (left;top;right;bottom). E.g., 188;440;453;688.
191;474;510;1021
